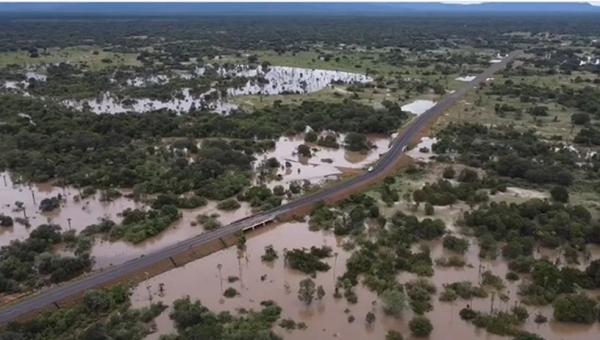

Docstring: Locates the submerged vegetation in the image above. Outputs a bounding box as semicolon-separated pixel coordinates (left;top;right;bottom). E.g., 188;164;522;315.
3;6;600;340
0;224;92;293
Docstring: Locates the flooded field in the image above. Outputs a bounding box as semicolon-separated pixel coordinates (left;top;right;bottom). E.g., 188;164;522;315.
132;221;405;340
254;133;392;188
131;213;600;340
0;172;143;247
63;65;372;115
63;89;238;115
220;65;372;96
1;71;46;94
0;172;257;269
90;201;253;269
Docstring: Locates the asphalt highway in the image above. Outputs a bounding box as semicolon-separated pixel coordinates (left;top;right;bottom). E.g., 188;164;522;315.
0;50;520;324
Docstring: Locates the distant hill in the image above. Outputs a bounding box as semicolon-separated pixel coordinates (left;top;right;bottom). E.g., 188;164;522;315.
0;2;599;17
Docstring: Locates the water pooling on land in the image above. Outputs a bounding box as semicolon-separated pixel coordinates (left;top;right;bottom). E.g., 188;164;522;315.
0;172;143;247
0;171;254;269
131;217;600;340
131;221;402;340
0;132;391;269
218;65;372;96
62;65;373;115
253;134;392;189
90;201;253;269
401;99;436;116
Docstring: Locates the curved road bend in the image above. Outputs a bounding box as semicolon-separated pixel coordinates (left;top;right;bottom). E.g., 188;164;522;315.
0;51;520;324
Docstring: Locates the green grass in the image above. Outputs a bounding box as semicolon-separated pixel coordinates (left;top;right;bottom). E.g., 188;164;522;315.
0;47;140;70
437;77;583;142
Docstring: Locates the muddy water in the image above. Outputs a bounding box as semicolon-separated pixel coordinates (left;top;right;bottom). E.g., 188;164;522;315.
90;201;252;269
0;172;143;247
132;222;407;340
411;238;600;340
132;209;600;340
0;172;256;270
254;134;392;189
399;198;600;340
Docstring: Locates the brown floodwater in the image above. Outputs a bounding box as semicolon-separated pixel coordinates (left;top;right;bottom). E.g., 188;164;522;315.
0;172;256;270
132;221;408;340
0;172;143;247
91;201;252;269
411;238;600;340
254;134;392;189
131;214;600;340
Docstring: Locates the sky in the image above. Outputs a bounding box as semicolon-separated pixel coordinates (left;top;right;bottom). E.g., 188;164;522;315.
0;1;599;16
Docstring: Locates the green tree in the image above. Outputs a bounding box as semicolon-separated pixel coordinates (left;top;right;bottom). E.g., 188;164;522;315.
380;288;407;317
297;144;312;157
550;186;569;203
366;311;376;325
304;131;318;143
317;285;326;301
424;203;434;216
386;330;404;340
344;132;370;152
571;113;590;125
553;294;597;324
298;278;316;305
442;166;456;179
409;316;433;337
83;290;113;314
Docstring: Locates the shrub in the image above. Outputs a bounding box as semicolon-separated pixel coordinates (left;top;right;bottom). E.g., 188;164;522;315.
553;294;597;324
550;186;569;203
261;245;279;262
217;198;241;211
223;287;239;298
571;113;590;125
409;316;433;337
442;166;455;179
0;214;14;227
386;331;404;340
442;235;469;254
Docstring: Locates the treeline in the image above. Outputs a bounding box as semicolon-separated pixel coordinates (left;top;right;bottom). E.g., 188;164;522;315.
463;199;599;259
194;99;409;138
0;95;405;197
412;168;506;207
109;205;181;243
168;297;283;339
4;15;600;54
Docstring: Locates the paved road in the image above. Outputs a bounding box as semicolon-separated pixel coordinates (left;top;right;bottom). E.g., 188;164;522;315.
0;51;520;324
